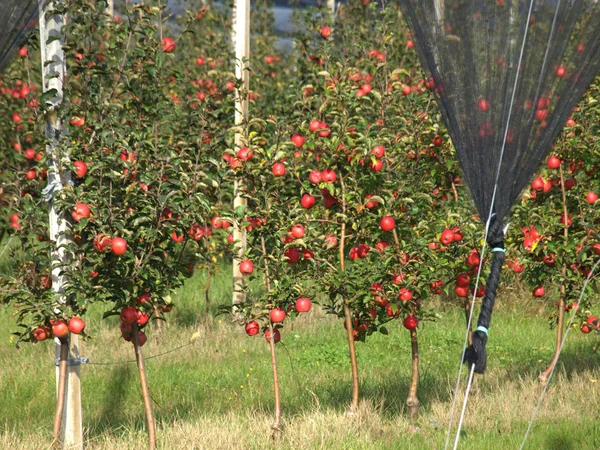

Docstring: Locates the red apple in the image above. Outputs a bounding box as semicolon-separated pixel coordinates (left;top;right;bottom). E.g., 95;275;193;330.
239;259;254;275
295;297;312;313
270;308;286;323
67;317;86;334
291;225;305;239
272;162;286;177
137;331;148;346
586;191;598;204
33;326;51;341
547;156;561;169
93;234;111;252
321;169;336;183
72;203;91;222
52;320;69;339
300;194;315;209
403;315;418;330
291;134;305;148
73;160;88;178
171;232;184;243
265;328;281;343
245;321;260;336
531;176;544;191
399;288;413;302
237;147;253;161
477;99;490;112
379;216;395;232
136;311;149;326
111;237;127;255
120;307;138;324
371;145;385;158
320;26;332;39
456;273;470;287
440;229;455;245
162;37;176;53
309;170;322;184
285;247;301;263
533;286;545;297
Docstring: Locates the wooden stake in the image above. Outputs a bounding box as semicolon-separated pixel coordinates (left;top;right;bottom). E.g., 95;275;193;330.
133;326;156;450
40;2;83;448
232;0;250;305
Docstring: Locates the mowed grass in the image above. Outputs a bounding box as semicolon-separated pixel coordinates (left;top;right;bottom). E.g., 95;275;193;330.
0;265;599;449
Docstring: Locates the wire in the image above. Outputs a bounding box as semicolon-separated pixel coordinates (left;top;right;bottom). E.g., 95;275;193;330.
444;2;536;448
453;363;476;450
518;259;600;450
83;330;247;366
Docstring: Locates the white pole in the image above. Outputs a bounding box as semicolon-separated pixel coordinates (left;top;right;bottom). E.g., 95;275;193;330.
39;2;83;448
232;0;249;305
106;0;114;17
327;0;335;16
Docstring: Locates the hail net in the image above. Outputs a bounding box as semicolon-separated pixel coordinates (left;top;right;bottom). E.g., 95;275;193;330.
0;0;40;72
399;0;600;226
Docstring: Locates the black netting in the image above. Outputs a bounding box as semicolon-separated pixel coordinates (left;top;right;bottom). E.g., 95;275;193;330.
398;0;600;373
398;0;600;226
0;0;40;72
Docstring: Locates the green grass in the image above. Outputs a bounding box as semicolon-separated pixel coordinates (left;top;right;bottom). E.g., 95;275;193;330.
0;264;599;449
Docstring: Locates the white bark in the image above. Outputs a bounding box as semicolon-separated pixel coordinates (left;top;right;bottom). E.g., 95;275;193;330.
232;0;250;305
39;1;83;448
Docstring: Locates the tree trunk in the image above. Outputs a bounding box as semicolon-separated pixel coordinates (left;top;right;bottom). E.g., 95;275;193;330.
406;329;420;431
540;164;569;384
268;321;282;437
205;268;211;318
539;285;565;384
133;326;156;450
340;177;359;414
343;303;360;414
53;339;68;448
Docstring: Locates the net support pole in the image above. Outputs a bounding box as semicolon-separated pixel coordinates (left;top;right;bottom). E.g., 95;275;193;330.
232;0;249;305
327;0;335;15
106;0;114;17
39;2;83;448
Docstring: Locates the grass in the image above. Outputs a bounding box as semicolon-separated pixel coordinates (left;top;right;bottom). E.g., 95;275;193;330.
0;264;599;449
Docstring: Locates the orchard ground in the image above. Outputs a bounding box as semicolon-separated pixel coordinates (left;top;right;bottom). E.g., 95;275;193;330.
0;264;599;449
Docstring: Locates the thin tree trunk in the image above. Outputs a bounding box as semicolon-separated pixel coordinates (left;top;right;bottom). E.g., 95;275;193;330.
540;164;569;384
260;236;282;436
133;325;156;450
268;321;282;436
406;329;420;431
53;339;68;447
340;176;359;414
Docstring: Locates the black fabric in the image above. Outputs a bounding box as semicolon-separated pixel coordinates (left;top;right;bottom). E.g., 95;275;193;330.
0;0;40;72
397;1;600;374
398;0;600;225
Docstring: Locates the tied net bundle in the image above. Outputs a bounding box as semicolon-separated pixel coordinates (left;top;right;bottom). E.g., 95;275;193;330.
398;0;600;373
0;0;40;71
